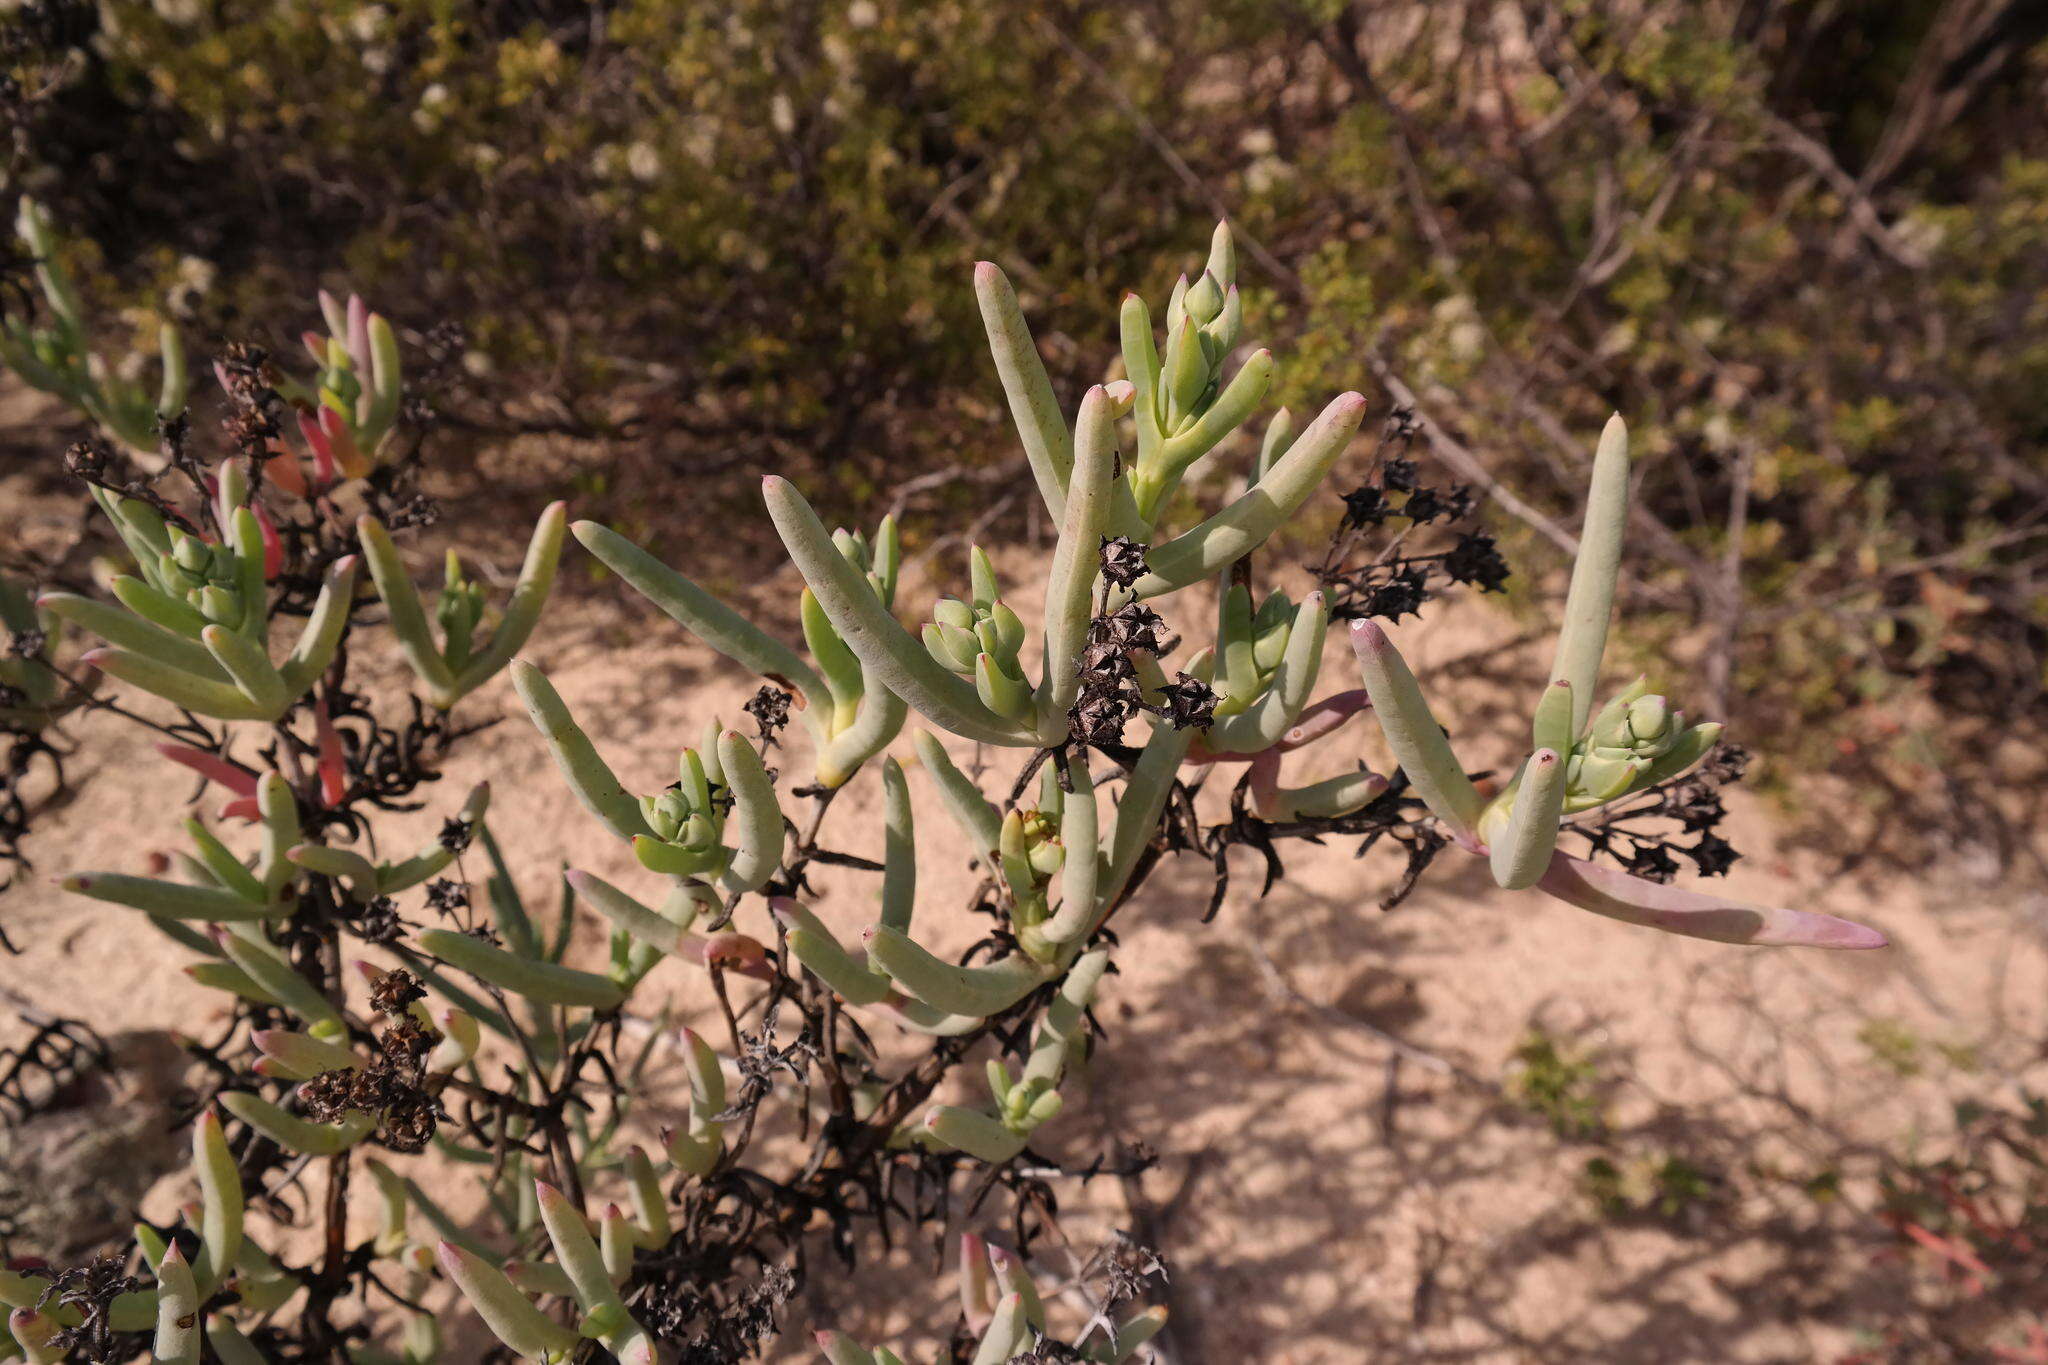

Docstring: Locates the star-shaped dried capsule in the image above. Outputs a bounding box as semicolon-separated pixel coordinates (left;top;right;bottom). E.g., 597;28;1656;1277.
744;684;793;739
1069;691;1134;746
1443;532;1510;592
1338;484;1390;528
1149;673;1218;730
1098;535;1150;589
1360;567;1429;621
424;879;468;913
1090;603;1173;656
354;895;402;944
369;966;427;1016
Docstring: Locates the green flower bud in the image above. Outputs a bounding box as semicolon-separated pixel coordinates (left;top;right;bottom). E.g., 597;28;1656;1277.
1569;685;1687;812
925;621;980;675
1572;752;1641;803
975;651;1034;720
1205;281;1243;351
1251;591;1294;672
1184;269;1224;326
437;551;487;668
635;747;735;859
928;577;1027;681
1585;676;1652;747
1163;318;1210;423
973;615;1006;661
1003;1078;1050;1125
969;546;999;611
1626;695;1672;744
172;532;212;575
678;747;714;808
1018;809;1064;878
198;584;243;629
678;812;716;851
988;601;1026;660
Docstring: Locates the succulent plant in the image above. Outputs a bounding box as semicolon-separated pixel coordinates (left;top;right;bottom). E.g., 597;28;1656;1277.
359;501;567;710
0;1112;240;1350
2;195;419;493
815;1234;1165;1365
0;573;67;729
916;948;1106;1162
414;221;1380;1357
1349;416;1885;949
923;546;1036;722
13;210;1887;1365
287;289;406;464
230;289;406;493
35;302;560;722
1;197;189;457
749;227;1369;758
571;513;907;787
513;664;783;897
37;436;375;722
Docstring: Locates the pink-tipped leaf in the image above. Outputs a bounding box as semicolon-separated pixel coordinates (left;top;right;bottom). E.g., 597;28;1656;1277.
1537;852;1887;949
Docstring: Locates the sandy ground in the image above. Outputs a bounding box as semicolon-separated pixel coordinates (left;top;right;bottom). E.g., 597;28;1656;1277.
4;418;2046;1362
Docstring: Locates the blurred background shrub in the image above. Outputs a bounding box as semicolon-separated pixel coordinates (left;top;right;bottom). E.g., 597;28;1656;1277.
5;0;2045;858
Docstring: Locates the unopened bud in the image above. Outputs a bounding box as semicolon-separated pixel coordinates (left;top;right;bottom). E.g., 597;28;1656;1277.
1184;270;1224;325
1626;695;1670;742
